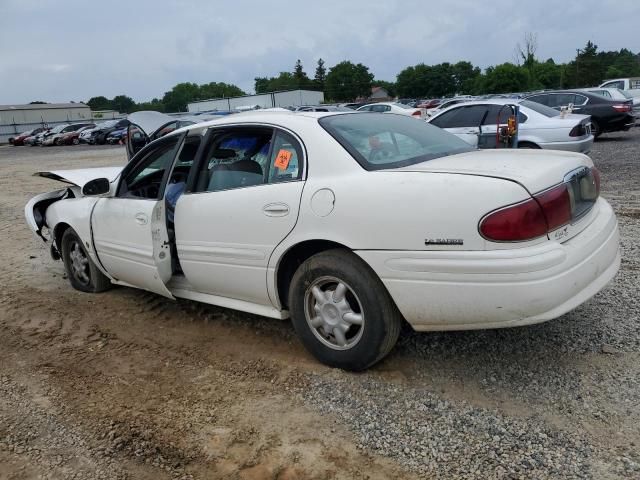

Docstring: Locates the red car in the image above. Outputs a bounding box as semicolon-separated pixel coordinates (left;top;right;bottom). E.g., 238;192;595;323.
416;99;442;109
59;125;96;145
10;127;45;146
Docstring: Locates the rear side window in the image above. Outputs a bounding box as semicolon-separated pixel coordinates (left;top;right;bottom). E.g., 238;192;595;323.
430;105;487;128
320;112;472;171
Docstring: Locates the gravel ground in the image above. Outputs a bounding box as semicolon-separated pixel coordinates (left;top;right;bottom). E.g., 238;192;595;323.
0;130;639;479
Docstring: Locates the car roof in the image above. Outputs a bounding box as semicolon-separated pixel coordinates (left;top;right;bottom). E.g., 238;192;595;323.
171;110;346;136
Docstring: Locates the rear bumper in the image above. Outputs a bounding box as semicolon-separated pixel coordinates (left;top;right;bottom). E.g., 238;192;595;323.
356;198;619;331
537;135;593;154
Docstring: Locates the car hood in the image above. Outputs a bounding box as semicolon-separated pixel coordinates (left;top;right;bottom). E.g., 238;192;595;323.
396;149;592;193
34;166;124;188
127;110;175;136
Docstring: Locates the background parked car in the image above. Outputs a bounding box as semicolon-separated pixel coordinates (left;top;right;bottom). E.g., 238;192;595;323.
41;123;95;146
599;77;640;98
426;97;477;118
59;125;96;145
582;87;640;122
25;128;54;146
293;105;354;112
106;128;128;144
9;127;45;146
356;102;425;118
83;119;131;145
524;90;634;137
428;99;593;153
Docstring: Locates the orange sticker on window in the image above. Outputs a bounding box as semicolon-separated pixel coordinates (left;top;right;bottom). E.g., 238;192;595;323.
274;149;292;170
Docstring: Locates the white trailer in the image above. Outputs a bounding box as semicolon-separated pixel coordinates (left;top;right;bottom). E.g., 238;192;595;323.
188;89;325;112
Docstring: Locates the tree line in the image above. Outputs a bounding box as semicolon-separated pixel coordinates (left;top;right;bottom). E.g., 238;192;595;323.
82;38;640;113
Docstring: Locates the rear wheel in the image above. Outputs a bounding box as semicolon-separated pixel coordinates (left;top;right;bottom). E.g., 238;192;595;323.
61;228;111;293
72;137;79;145
288;249;402;371
591;119;601;139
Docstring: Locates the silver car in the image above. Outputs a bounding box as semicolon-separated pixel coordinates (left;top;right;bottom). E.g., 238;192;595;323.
428;99;594;153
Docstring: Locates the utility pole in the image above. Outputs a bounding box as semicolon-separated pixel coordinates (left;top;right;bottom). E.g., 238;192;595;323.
575;49;582;87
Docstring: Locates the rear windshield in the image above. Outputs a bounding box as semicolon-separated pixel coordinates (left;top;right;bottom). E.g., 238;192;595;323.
520;100;559;118
319;113;473;170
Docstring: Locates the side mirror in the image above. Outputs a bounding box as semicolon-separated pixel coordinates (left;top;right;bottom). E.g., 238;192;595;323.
82;178;110;196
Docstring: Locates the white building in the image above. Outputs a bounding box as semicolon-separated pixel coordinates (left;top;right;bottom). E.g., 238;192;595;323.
0;103;93;143
188;89;325;112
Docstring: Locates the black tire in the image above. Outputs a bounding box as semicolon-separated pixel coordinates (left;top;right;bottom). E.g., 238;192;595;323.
591;119;601;139
61;228;111;293
517;141;540;149
72;137;79;145
288;249;402;371
54;137;62;146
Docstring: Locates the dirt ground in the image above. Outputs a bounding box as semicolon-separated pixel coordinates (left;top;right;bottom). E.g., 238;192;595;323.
0;135;638;479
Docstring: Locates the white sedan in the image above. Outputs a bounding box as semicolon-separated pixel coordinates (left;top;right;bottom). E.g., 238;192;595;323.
428;99;594;153
25;111;620;370
356;101;425;119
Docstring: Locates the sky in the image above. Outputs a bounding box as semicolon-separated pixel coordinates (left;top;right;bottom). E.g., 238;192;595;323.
1;0;639;105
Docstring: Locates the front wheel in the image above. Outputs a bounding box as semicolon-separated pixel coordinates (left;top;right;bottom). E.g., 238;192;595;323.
288;249;402;371
61;228;111;293
591;119;601;139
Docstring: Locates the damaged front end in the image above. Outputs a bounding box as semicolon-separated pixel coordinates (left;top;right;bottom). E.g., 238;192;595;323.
24;188;75;258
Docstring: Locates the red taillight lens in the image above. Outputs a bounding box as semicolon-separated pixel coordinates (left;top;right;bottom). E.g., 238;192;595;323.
569;123;586;137
412;110;422;117
592;168;600;195
480;167;600;242
612;104;631;112
480;199;548;241
534;184;572;231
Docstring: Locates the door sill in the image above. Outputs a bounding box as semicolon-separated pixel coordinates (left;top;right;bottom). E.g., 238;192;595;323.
167;275;288;320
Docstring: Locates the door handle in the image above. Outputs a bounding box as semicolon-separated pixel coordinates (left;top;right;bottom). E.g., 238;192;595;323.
135;213;148;225
263;203;290;217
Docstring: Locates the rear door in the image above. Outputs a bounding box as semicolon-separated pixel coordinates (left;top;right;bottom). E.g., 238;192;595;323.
175;126;305;306
429;105;489;147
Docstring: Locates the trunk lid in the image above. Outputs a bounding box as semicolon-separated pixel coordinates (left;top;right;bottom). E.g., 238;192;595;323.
396;149;592;194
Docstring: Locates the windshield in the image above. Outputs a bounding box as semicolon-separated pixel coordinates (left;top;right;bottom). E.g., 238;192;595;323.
520;100;559;118
319;113;473;171
50;124;69;133
618;89;633;99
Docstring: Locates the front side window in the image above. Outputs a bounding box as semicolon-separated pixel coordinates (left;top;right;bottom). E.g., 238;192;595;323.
320;112;472;171
118;135;181;199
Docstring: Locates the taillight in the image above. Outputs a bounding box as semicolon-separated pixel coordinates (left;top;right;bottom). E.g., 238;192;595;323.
479;199;548;242
569;123;585;137
612;104;631;112
479;167;600;242
534;184;572;231
412;110;422;117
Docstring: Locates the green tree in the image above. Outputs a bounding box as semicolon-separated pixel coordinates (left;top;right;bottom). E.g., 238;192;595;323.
481;63;530;93
199;82;245;99
373;80;396;97
325;61;374;101
452;61;481;94
111;95;136;113
132;98;166;113
293;59;310;89
533;59;562;89
254;77;270;94
314;58;326;90
86;96;112;111
162;82;201;112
